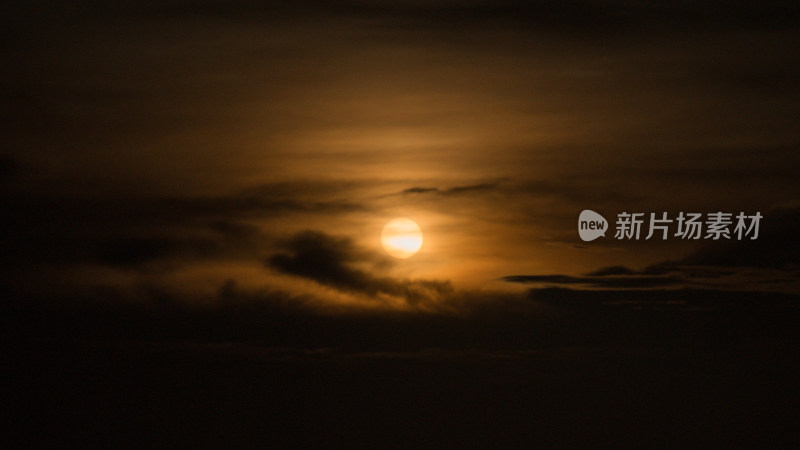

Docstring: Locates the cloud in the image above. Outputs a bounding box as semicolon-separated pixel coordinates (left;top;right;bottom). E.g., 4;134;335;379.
267;230;453;306
0;179;373;271
92;223;265;268
1;270;556;350
504;206;800;297
389;179;640;205
400;187;439;195
502;274;682;289
4;268;797;353
386;182;499;197
585;265;636;276
0;196;271;270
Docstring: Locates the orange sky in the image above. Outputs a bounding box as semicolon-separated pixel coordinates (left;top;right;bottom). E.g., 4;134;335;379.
2;0;800;309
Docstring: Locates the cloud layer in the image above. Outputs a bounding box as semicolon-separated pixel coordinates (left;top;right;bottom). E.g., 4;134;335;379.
268;230;453;306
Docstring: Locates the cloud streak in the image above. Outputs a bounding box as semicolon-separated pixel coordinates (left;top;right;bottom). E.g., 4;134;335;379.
392;182;500;197
502;274;682;289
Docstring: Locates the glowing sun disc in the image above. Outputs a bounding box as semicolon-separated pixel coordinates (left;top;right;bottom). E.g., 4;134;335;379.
381;218;423;258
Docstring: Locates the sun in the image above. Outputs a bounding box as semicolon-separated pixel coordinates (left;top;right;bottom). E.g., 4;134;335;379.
381;218;423;259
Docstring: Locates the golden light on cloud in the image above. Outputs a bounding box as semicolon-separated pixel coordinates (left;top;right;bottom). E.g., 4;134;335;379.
381;218;423;259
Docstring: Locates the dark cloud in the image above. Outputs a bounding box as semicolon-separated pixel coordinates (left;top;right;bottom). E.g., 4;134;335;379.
392;179;645;206
505;207;800;296
93;228;265;268
268;230;453;305
502;274;681;289
393;182;499;197
636;206;800;284
0;196;270;270
0;273;542;349
586;265;636;276
4;269;797;351
400;187;439;195
0;179;372;271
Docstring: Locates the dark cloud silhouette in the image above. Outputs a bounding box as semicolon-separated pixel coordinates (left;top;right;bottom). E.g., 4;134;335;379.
0;180;370;270
586;265;636;276
506;206;800;293
502;274;682;289
268;230;453;305
392;179;644;206
391;182;499;197
400;187;438;195
93;229;265;268
0;196;271;269
445;183;498;194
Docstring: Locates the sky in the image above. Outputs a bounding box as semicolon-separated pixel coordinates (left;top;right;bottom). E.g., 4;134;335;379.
3;0;799;315
4;1;800;447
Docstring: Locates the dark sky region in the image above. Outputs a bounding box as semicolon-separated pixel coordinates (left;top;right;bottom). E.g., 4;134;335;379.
3;1;800;448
